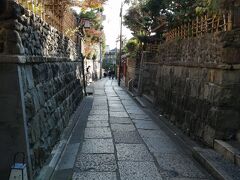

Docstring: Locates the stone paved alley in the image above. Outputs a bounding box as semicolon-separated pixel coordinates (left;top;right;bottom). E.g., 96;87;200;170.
52;79;211;180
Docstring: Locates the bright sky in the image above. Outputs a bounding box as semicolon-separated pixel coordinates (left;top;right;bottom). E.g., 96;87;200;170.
103;0;133;50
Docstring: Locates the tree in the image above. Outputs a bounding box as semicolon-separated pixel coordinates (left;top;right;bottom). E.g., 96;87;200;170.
195;0;234;15
124;0;172;41
78;2;106;59
124;38;139;58
124;0;231;40
124;5;152;36
73;0;107;10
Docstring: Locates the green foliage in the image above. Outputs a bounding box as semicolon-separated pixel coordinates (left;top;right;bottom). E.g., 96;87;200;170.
78;7;105;59
80;10;97;19
124;0;229;39
125;38;139;52
92;53;97;60
195;0;231;15
124;38;140;58
124;5;150;36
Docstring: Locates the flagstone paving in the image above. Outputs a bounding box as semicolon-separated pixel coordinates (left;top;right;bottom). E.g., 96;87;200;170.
52;79;211;180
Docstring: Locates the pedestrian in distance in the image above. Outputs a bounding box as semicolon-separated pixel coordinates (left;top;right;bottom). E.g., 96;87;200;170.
111;70;115;79
108;70;111;79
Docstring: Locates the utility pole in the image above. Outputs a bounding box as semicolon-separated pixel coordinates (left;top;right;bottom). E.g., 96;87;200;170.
118;2;123;86
99;38;102;79
99;10;105;79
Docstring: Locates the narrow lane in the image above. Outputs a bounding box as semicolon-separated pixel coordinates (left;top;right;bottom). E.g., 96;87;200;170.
70;79;211;180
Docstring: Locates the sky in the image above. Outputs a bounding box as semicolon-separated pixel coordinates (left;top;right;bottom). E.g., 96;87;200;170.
103;0;133;50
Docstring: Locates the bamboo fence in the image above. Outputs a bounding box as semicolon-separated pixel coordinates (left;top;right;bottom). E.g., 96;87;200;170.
145;43;159;52
145;12;233;52
165;12;233;42
16;0;77;41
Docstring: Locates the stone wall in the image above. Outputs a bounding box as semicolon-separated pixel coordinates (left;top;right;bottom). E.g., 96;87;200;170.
0;1;77;59
0;2;83;179
125;58;137;89
141;31;240;147
21;59;82;175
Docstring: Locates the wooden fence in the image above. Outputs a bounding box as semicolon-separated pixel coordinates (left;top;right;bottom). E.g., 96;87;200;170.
16;0;77;41
165;12;233;42
145;43;159;53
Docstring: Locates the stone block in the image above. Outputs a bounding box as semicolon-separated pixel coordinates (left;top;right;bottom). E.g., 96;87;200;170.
5;42;24;54
36;83;45;106
75;154;117;172
72;172;117;180
6;29;21;43
214;140;235;163
203;125;216;147
118;161;161;180
116;144;153;161
208;108;240;132
30;88;41;113
25;92;34;120
236;154;240;167
25;66;34;89
81;139;114;154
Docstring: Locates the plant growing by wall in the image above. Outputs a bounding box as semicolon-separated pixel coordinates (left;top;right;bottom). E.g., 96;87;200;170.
124;38;140;58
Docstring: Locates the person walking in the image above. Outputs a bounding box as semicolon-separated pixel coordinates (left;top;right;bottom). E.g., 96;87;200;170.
111;70;115;79
108;70;112;80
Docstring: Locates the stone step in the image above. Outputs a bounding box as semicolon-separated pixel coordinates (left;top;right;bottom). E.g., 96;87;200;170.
127;89;135;97
214;140;240;167
135;96;146;108
237;131;240;143
193;147;240;180
142;94;154;104
132;87;138;95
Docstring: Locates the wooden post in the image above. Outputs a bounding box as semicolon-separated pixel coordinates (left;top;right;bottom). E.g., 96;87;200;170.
178;26;180;38
192;20;194;37
233;6;240;29
44;0;46;21
183;24;186;39
196;17;199;36
205;15;207;33
182;25;184;38
228;10;233;31
180;25;182;38
24;0;27;9
31;0;34;14
53;0;55;26
184;24;186;38
40;0;43;19
223;14;227;31
186;23;188;38
216;15;220;33
211;15;215;33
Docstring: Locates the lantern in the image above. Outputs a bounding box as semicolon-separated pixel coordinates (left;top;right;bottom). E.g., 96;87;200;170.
9;152;28;180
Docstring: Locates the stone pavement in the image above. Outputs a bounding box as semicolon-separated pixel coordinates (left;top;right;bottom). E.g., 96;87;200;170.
52;79;211;180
